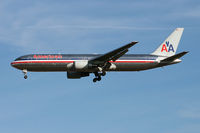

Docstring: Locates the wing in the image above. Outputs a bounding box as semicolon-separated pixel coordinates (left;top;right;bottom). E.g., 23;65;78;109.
89;41;138;65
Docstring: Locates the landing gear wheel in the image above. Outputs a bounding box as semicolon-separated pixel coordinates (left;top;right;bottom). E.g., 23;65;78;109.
93;78;97;83
101;71;106;76
24;75;28;79
93;72;103;82
97;76;101;81
22;69;28;79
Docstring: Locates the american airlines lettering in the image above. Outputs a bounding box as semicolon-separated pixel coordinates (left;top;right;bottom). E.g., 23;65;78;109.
33;55;63;59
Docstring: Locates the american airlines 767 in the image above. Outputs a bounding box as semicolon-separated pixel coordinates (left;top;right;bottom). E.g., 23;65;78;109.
11;28;188;82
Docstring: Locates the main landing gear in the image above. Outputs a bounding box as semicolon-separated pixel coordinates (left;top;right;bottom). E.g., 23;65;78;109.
93;71;106;83
22;69;28;79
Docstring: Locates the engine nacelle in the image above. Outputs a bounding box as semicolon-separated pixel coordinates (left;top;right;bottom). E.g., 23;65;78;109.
74;60;88;70
67;72;90;79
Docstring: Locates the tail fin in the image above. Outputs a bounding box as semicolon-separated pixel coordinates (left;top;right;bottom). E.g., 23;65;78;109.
152;28;184;57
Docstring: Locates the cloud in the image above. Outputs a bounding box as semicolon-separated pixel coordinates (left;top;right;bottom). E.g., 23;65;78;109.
167;124;200;133
0;0;199;53
184;6;200;18
178;107;200;119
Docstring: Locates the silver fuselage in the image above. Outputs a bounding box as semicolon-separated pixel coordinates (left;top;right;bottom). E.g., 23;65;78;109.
11;54;180;72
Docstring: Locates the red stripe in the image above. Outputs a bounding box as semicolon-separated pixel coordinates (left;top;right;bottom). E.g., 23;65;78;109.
11;60;74;64
110;61;155;63
11;60;155;65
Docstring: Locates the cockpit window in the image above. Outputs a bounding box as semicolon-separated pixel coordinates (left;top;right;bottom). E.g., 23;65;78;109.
15;57;23;61
14;55;33;61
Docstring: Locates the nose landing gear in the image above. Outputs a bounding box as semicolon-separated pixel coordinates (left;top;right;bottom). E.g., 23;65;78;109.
22;69;28;79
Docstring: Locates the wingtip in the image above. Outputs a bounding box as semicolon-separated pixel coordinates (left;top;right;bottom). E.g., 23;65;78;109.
183;51;189;54
131;41;139;44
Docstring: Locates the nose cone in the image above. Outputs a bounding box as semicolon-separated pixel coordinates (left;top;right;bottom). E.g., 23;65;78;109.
11;60;20;69
11;61;16;68
11;60;24;70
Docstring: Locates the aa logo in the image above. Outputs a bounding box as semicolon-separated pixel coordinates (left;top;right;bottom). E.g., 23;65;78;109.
161;41;174;52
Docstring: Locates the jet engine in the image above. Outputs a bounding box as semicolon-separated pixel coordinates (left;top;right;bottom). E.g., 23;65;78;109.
66;60;89;71
67;72;90;79
73;60;88;70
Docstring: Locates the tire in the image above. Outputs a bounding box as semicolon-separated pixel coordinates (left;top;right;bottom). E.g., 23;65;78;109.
24;75;28;79
97;77;101;81
101;72;106;76
93;78;97;82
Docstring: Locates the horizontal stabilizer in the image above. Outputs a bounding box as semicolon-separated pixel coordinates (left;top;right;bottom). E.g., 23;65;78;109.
161;51;188;63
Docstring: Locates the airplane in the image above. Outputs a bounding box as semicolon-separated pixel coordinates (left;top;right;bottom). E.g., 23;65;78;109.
11;28;188;82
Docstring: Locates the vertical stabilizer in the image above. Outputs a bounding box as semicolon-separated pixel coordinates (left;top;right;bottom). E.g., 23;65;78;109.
152;28;184;56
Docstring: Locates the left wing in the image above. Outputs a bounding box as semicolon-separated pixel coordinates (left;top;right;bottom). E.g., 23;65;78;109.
89;41;138;65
